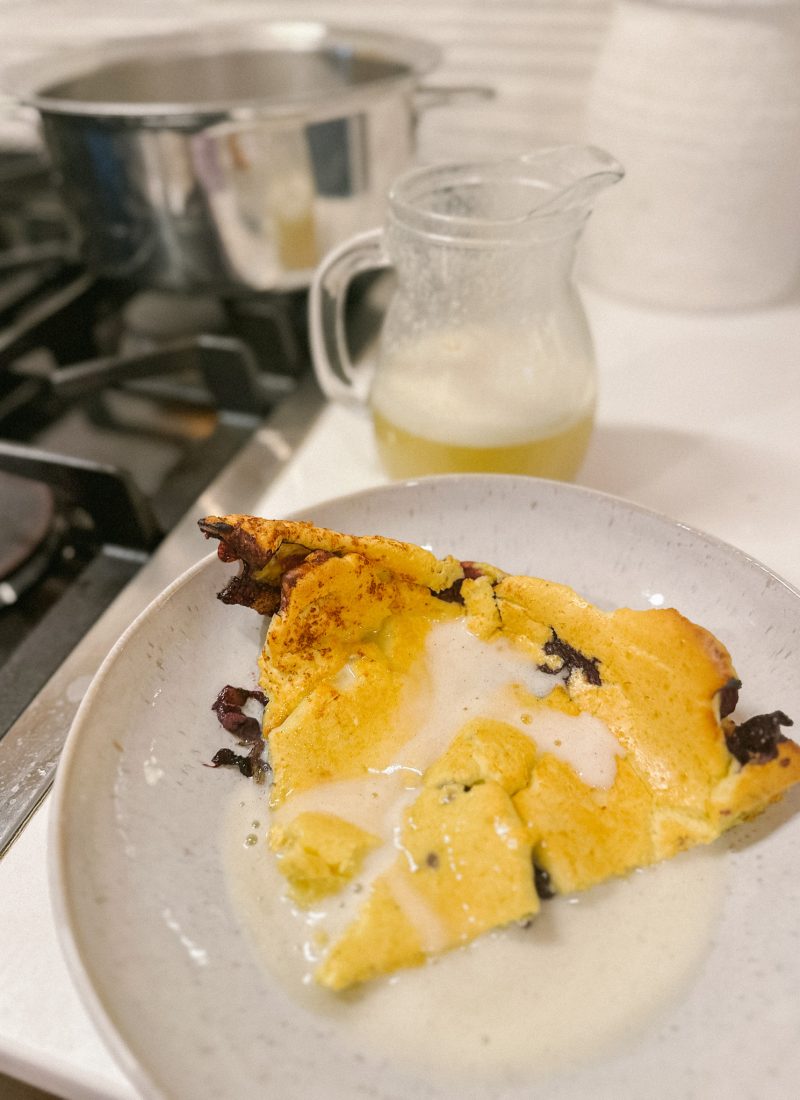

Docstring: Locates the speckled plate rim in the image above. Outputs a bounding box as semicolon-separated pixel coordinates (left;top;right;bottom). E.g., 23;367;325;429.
48;473;800;1100
49;549;215;1100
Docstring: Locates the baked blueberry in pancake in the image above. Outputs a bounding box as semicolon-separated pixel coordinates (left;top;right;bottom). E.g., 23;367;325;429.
200;515;800;991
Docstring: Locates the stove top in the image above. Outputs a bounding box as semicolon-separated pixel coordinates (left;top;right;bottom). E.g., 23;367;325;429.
0;148;326;853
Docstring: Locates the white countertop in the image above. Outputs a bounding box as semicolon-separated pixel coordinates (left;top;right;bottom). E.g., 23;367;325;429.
2;285;800;1099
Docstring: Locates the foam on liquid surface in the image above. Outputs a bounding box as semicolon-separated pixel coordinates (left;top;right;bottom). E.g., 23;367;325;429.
369;325;594;448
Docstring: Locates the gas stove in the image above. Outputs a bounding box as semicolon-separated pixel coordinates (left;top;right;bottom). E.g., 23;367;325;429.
0;148;327;853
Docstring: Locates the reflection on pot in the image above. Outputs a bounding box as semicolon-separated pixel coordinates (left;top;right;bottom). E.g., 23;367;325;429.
5;22;491;295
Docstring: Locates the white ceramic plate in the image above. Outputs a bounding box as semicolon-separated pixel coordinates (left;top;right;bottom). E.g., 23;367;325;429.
51;475;800;1100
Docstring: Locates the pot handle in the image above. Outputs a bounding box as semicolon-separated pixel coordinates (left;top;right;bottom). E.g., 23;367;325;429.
0;97;43;142
413;84;495;112
308;227;390;404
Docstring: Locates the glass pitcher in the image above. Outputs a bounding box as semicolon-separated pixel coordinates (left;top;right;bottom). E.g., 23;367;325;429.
308;146;622;480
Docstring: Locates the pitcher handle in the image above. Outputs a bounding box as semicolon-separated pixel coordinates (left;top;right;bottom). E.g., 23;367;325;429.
308;228;390;404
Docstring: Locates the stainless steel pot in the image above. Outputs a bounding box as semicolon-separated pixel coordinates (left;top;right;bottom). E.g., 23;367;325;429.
4;22;485;296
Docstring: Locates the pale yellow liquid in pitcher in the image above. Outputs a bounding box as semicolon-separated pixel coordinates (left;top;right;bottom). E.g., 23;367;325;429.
373;408;594;480
369;326;596;481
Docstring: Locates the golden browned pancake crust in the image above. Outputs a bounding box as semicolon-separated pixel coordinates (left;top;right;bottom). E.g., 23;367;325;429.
200;515;800;990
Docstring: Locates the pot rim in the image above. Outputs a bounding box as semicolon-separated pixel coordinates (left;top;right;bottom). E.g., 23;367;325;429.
2;20;441;122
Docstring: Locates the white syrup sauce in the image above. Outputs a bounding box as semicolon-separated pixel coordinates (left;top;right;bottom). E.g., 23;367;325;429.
277;617;623;828
393;617;623;784
223;616;725;1082
269;618;625;948
224;785;726;1084
523;708;625;789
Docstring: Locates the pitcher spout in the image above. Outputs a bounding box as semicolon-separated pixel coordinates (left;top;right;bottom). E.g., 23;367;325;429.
387;144;622;244
516;145;624;221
